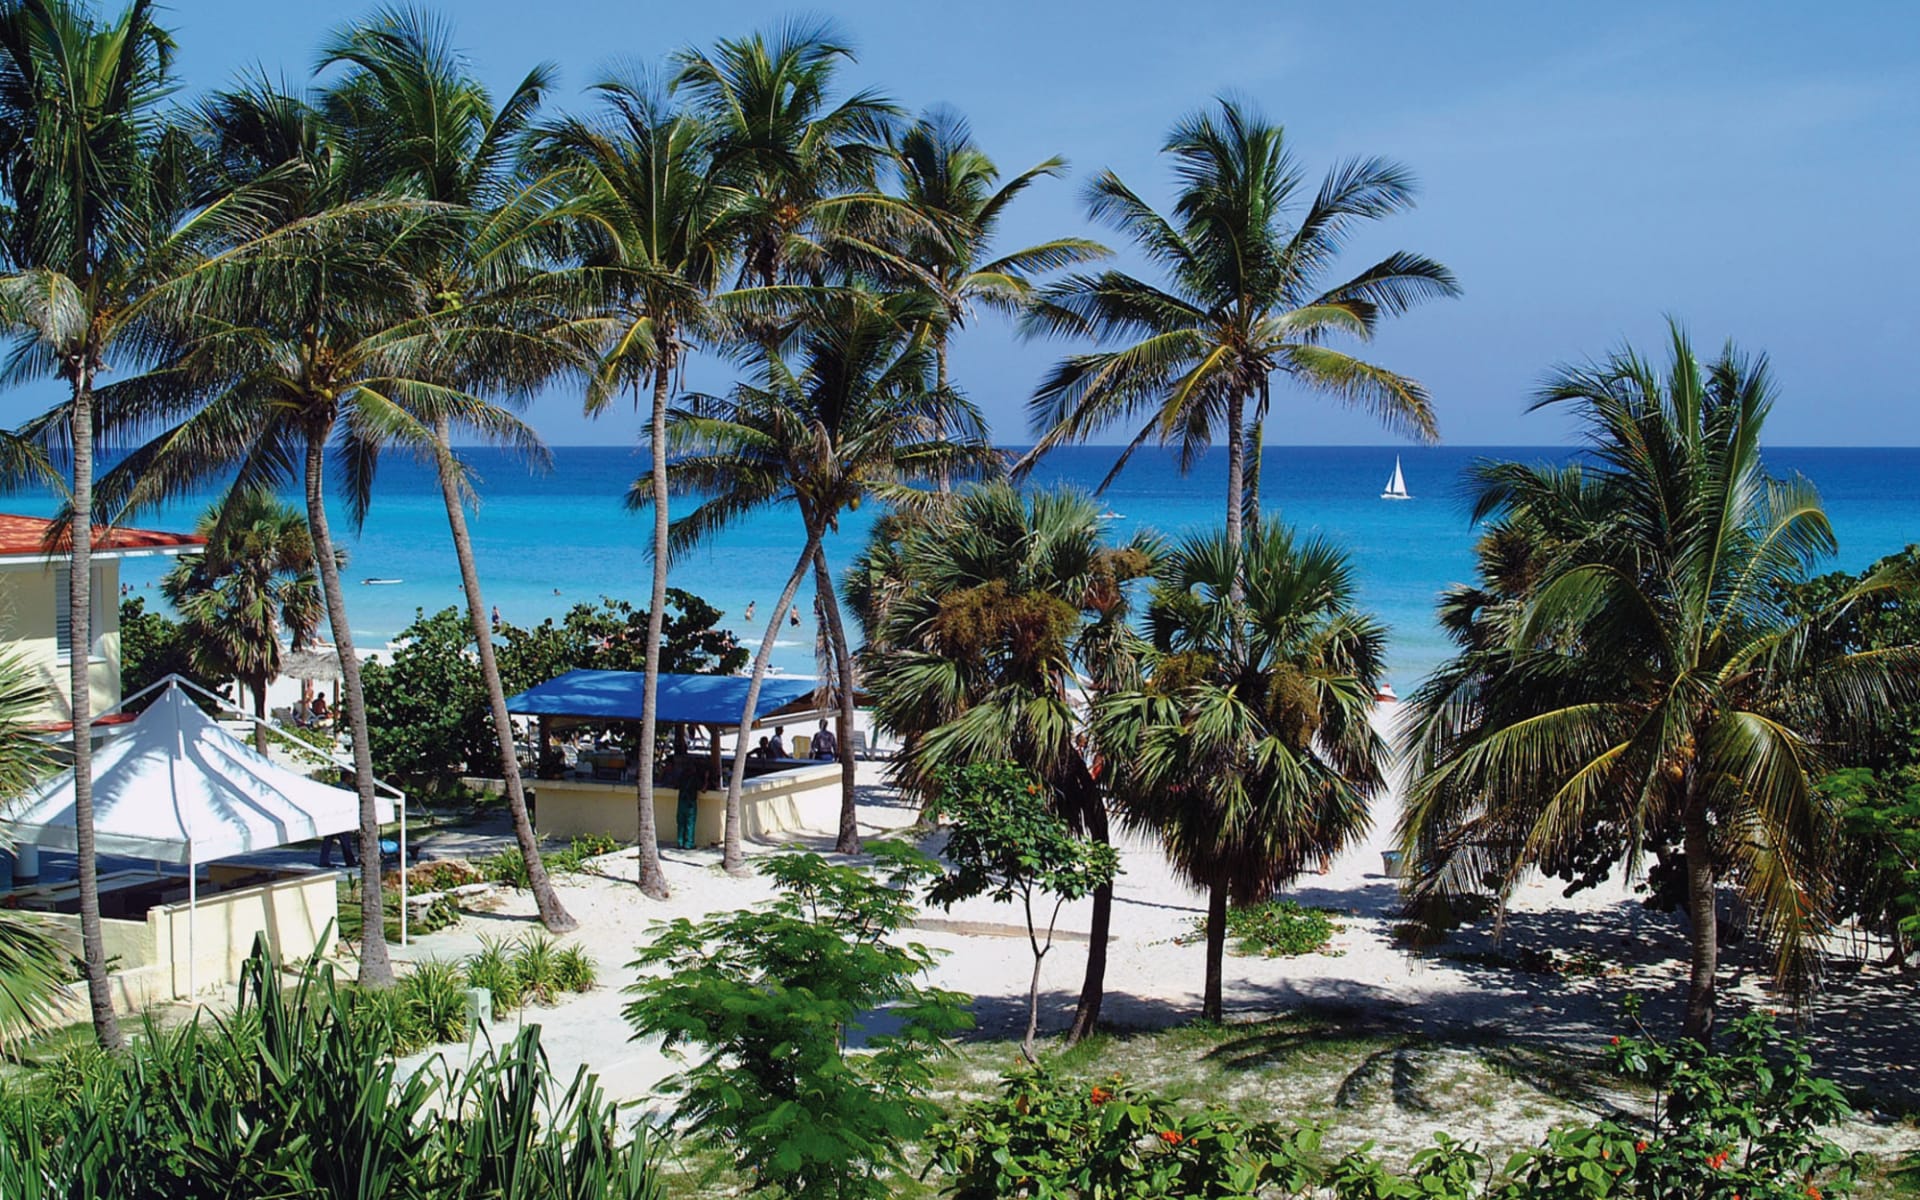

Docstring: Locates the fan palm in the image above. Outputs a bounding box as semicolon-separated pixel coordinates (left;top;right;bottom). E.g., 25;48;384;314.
0;651;65;1049
859;481;1154;1042
536;74;748;897
635;288;995;869
1399;326;1920;1040
91;80;526;988
887;106;1107;489
671;18;907;290
317;8;586;931
161;488;320;752
1096;525;1387;1020
0;0;207;1049
1020;97;1457;550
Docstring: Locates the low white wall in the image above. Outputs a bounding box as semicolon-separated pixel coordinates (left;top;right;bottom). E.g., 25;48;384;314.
150;871;341;999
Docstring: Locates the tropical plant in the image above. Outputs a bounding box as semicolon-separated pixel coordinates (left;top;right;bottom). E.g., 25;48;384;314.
636;287;995;868
0;652;64;1049
886;105;1107;487
925;760;1120;1060
857;481;1154;1042
1399;326;1920;1039
316;6;592;933
623;843;971;1200
537;72;746;900
160;488;320;751
116;595;214;697
1095;523;1388;1021
0;0;210;1049
1020;97;1457;552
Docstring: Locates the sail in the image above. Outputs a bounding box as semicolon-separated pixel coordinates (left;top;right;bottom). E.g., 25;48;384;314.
1382;456;1410;499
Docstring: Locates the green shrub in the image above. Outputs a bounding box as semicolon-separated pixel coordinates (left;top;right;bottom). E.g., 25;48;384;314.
477;847;532;889
510;935;565;1006
555;945;597;993
464;936;525;1013
1179;898;1340;957
394;961;468;1050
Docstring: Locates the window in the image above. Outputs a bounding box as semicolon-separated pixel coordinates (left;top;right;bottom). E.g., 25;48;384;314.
53;567;107;664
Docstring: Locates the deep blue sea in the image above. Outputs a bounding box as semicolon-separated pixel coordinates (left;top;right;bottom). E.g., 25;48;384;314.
28;445;1920;688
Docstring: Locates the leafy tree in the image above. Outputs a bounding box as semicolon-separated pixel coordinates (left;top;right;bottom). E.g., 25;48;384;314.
638;287;995;868
857;482;1153;1043
1400;326;1920;1040
161;488;320;751
1095;523;1387;1021
1020;97;1457;555
926;761;1120;1060
623;842;971;1200
117;596;213;698
0;651;65;1049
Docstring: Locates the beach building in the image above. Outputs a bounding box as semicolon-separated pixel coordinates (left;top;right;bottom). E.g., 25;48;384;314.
503;669;847;845
0;513;204;724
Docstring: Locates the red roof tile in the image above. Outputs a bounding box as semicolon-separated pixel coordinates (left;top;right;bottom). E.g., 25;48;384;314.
0;513;205;558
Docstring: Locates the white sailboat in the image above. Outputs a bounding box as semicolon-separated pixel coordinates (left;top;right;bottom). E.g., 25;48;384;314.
1380;456;1411;501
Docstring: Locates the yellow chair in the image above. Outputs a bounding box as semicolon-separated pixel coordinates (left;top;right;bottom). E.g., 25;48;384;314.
792;735;811;758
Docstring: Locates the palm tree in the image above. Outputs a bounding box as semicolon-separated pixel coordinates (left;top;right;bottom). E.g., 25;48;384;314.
670;18;904;291
92;80;515;988
316;9;585;932
636;288;995;870
0;0;203;1049
1095;524;1388;1021
858;482;1153;1043
0;651;65;1049
1020;98;1458;551
888;104;1107;485
536;74;745;899
161;488;320;751
1399;326;1920;1040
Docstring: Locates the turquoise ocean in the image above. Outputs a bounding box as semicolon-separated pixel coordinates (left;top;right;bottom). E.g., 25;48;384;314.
39;445;1920;690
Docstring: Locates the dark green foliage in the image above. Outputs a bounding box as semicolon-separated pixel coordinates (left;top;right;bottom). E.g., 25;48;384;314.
117;598;217;699
624;843;973;1200
479;834;620;888
362;596;744;786
1178;899;1341;958
0;939;659;1199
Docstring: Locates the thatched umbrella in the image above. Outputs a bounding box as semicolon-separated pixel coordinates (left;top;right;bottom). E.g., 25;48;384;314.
281;646;344;714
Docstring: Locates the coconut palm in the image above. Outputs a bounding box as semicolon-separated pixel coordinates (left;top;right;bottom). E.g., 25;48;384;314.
1020;97;1458;550
0;0;208;1049
1095;524;1387;1021
0;651;65;1049
316;9;586;931
887;105;1107;488
858;482;1154;1042
536;74;748;899
635;288;994;870
1399;326;1920;1040
91;80;524;988
161;488;320;751
671;18;906;290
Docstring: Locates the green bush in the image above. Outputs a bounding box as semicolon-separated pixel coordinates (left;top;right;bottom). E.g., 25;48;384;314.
1179;898;1340;957
555;945;597;993
464;936;526;1013
394;960;469;1050
477;847;533;889
511;934;565;1006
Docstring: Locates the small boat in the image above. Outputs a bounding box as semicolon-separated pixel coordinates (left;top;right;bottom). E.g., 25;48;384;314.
361;578;403;586
1098;509;1124;521
1380;456;1412;501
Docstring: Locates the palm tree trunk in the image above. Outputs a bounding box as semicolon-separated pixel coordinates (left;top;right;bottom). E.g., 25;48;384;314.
67;364;124;1049
305;429;393;988
1243;391;1265;540
811;547;859;854
632;365;673;898
935;336;952;495
251;677;270;756
1067;759;1112;1045
722;527;824;875
1683;800;1718;1042
1224;391;1247;554
429;419;579;928
1203;874;1228;1022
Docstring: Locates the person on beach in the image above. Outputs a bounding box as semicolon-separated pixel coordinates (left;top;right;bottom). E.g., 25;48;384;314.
810;718;837;760
788;605;800;627
744;601;756;623
491;605;500;628
674;752;706;849
767;726;787;758
310;694;330;723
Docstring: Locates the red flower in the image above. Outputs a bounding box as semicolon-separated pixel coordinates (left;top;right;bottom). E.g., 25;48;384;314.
1089;1086;1112;1105
1159;1130;1184;1145
1806;1188;1822;1200
1707;1151;1730;1170
1635;1141;1648;1153
1610;1036;1621;1046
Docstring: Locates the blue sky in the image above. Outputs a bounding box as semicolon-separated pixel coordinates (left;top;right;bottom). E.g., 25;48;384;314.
11;0;1919;446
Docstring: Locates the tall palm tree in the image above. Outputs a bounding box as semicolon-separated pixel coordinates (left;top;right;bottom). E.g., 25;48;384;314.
1020;98;1458;551
889;104;1107;481
671;18;905;291
0;651;65;1049
1095;524;1388;1020
317;8;585;931
636;289;994;870
92;80;519;988
0;0;203;1048
537;74;745;899
1399;326;1920;1041
858;482;1153;1043
161;488;320;751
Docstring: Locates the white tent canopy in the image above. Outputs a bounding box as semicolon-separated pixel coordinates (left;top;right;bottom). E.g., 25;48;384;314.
5;682;390;863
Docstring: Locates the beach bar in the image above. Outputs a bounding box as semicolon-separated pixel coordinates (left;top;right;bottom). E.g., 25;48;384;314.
504;670;842;845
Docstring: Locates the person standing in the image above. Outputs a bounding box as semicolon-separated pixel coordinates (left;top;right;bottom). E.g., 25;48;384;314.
674;752;706;850
767;726;788;759
810;717;837;761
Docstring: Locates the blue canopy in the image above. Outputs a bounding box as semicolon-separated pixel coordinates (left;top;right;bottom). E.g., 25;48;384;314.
505;670;824;727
